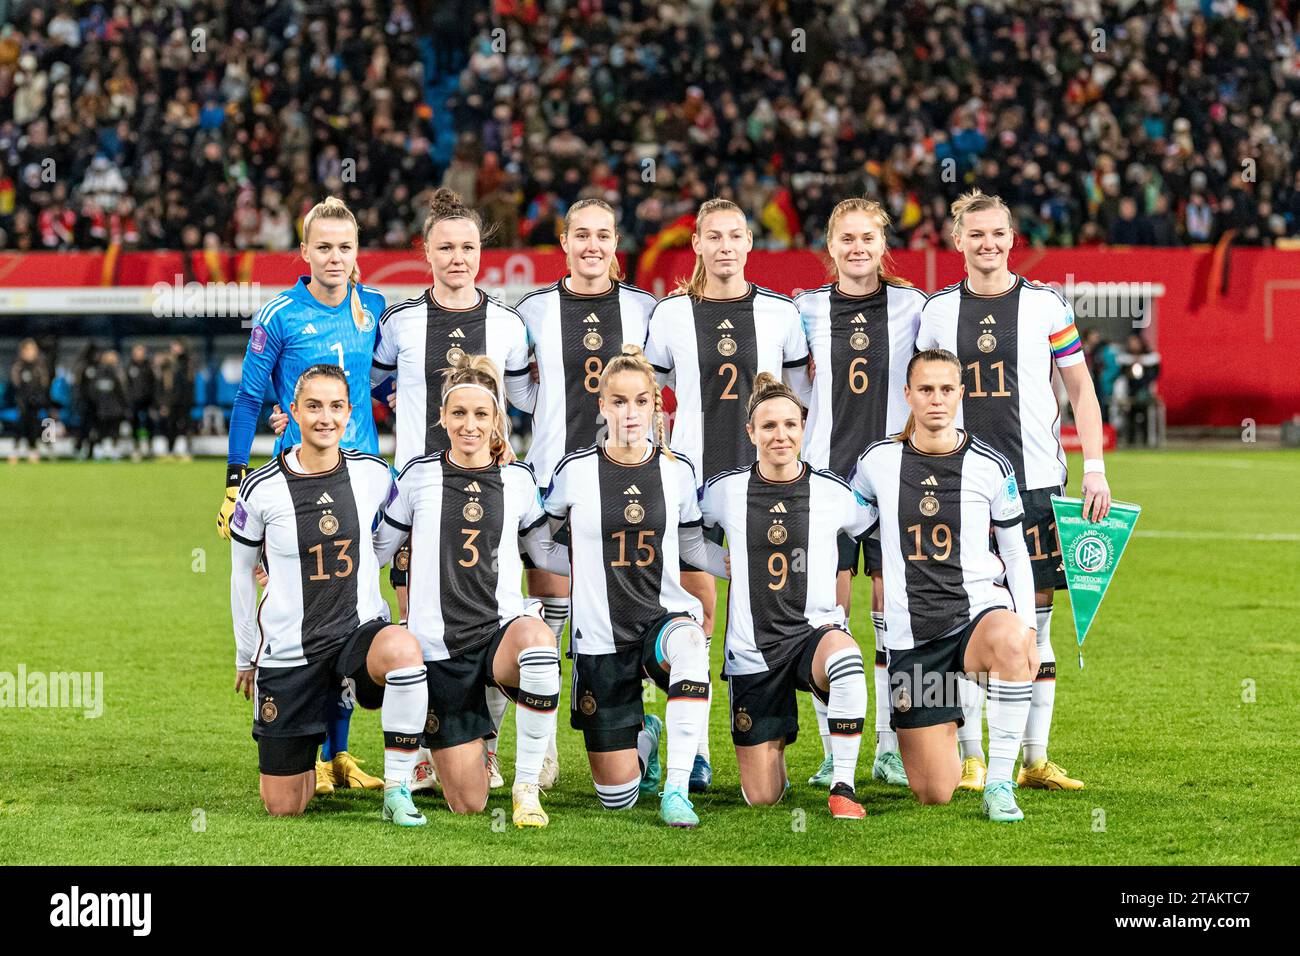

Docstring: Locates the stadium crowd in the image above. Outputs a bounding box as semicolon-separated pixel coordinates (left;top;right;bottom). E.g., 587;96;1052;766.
0;1;1297;255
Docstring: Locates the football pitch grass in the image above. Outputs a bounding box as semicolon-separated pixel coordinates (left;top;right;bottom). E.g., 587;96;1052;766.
2;448;1297;865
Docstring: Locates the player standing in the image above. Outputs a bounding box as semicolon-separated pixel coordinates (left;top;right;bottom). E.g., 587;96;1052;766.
229;365;427;826
644;198;811;791
544;346;723;827
917;189;1112;791
373;356;565;827
700;374;872;819
218;196;388;794
796;198;925;791
371;187;534;789
516;198;657;788
851;349;1039;822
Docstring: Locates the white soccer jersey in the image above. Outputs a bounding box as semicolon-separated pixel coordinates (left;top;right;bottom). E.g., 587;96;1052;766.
644;284;810;486
700;463;875;676
916;275;1085;490
230;448;393;668
372;288;533;469
375;453;546;661
544;443;703;656
850;431;1024;651
519;278;656;485
798;281;926;477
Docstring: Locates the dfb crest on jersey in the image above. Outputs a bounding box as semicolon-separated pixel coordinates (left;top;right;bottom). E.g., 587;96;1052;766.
446;345;466;366
767;521;787;545
260;697;278;723
919;494;939;517
583;331;603;351
624;501;644;524
579;692;597;716
359;308;375;332
977;332;997;353
425;711;440;735
734;709;752;732
319;511;339;535
395;547;410;571
850;331;869;350
463;499;484;522
717;336;737;356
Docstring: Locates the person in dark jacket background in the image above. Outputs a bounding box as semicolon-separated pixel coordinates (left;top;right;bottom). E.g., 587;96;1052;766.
125;343;157;460
157;339;194;459
73;343;101;459
91;349;129;459
9;338;50;463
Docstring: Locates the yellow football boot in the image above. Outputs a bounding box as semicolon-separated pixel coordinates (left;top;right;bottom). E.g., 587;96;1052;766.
314;759;335;796
331;751;384;790
957;755;987;791
512;782;549;828
1017;758;1085;790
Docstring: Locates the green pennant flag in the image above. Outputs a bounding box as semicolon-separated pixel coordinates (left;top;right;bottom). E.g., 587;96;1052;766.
1050;496;1141;669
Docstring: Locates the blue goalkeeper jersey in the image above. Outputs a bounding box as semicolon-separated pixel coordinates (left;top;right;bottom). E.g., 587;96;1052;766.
227;276;387;464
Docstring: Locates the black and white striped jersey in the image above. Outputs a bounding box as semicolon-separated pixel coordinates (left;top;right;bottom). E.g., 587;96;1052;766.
374;453;547;661
850;431;1024;651
797;281;926;477
517;278;656;486
916;276;1085;490
230;448;394;669
644;284;810;486
371;289;533;469
700;462;875;676
544;443;703;656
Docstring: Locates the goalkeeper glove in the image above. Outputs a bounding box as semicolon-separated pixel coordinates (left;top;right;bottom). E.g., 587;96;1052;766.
217;463;246;540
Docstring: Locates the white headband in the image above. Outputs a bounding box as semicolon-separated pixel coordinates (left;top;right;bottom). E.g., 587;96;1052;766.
442;382;502;409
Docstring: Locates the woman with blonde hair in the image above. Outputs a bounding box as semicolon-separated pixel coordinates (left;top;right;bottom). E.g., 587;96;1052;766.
644;197;811;792
796;197;926;791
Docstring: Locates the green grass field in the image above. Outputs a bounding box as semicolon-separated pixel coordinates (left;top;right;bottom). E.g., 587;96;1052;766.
2;449;1298;865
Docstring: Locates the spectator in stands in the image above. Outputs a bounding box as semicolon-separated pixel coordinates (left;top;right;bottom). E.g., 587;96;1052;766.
9;338;49;463
1108;197;1154;246
1082;328;1119;426
1115;332;1161;447
156;339;194;460
125;343;156;460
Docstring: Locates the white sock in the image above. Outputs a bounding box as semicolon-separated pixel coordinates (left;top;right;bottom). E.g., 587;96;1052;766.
485;685;510;755
539;597;569;640
872;613;897;754
513;647;560;785
986;678;1033;784
1023;605;1056;765
382;665;428;787
695;636;712;763
957;677;985;762
636;723;657;778
595;776;640;810
662;620;710;791
813;695;831;759
824;646;867;789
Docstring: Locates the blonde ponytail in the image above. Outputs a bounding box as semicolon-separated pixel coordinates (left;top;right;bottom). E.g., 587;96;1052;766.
302;196;367;332
599;344;676;460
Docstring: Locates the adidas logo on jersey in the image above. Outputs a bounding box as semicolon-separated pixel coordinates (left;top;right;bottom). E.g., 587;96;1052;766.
980;315;996;325
851;313;866;324
465;481;481;492
716;319;735;330
449;328;465;339
769;501;787;513
583;312;600;324
624;485;642;495
921;475;938;487
316;492;334;504
301;323;318;335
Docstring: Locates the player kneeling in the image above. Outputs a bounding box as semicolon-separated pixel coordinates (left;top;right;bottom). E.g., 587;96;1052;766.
229;365;428;825
850;350;1038;822
700;374;873;819
544;346;725;827
374;356;567;828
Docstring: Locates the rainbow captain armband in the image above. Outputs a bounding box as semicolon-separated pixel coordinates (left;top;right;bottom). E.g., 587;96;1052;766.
1049;323;1083;361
